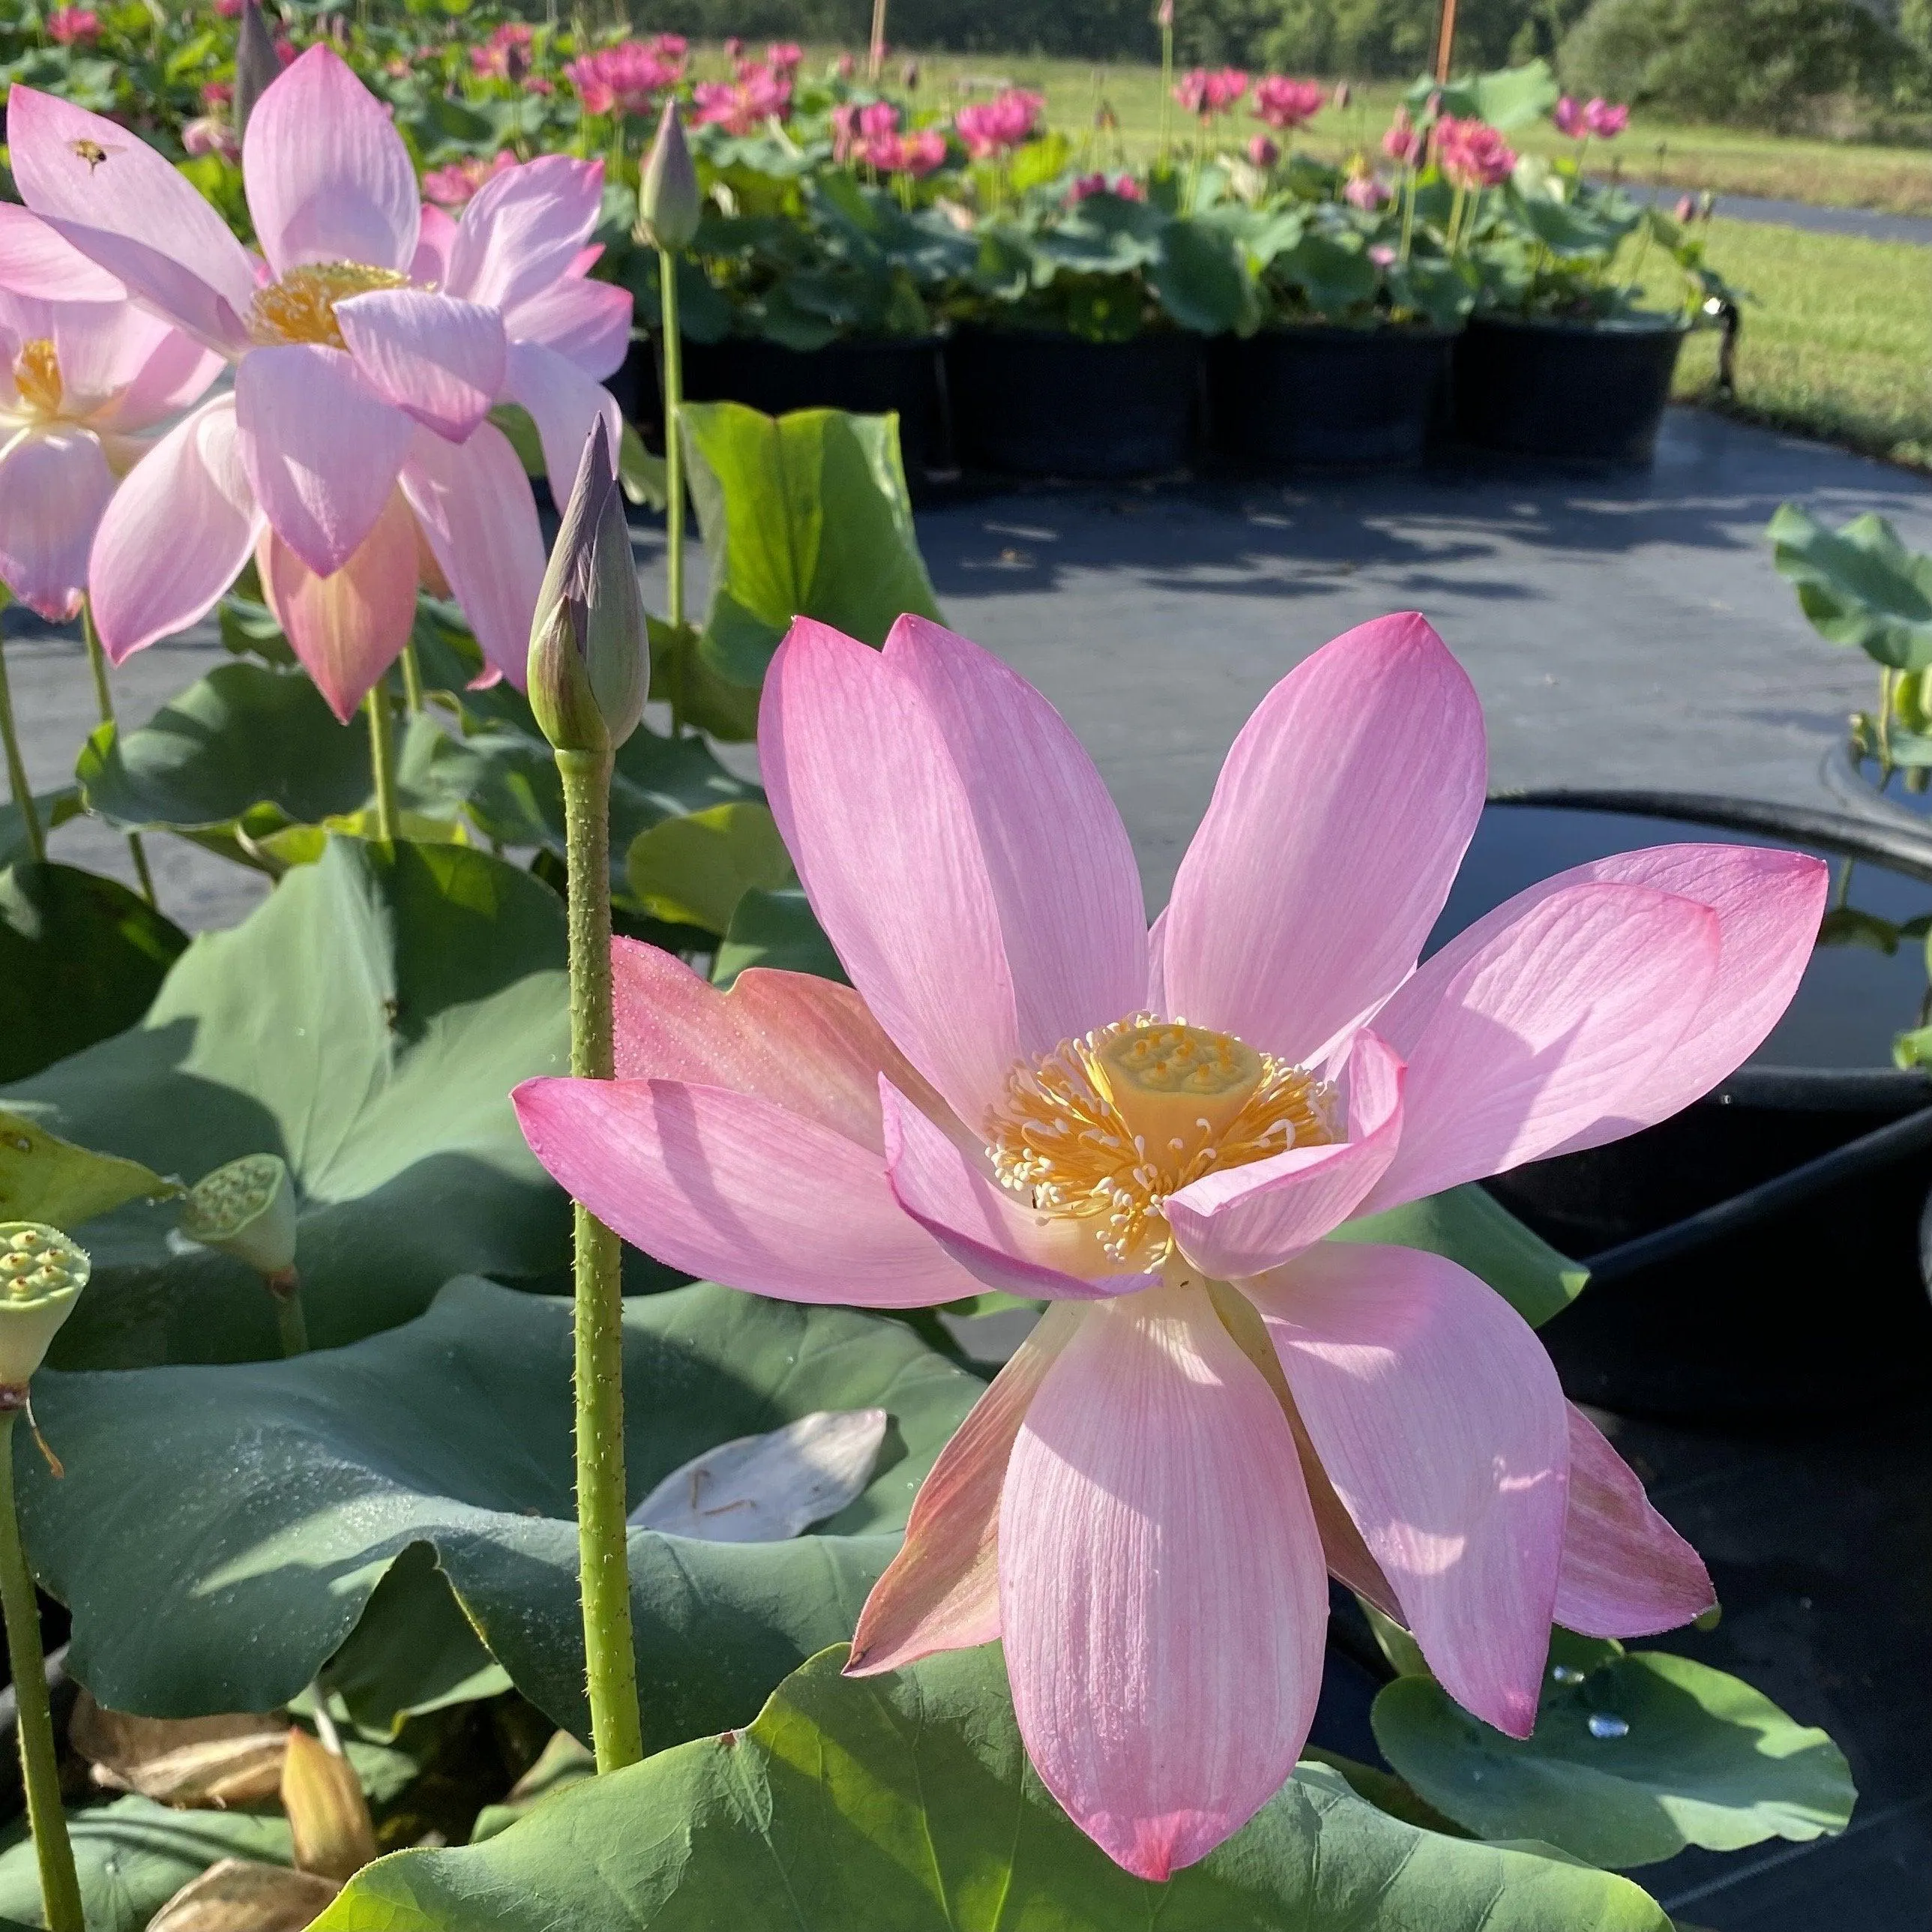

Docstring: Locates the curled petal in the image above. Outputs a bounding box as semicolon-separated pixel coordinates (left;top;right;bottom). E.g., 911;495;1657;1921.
505;273;633;379
411;203;457;286
0;427;111;621
504;339;621;497
444;154;604;313
1159;613;1486;1065
336;289;505;443
511;1075;988;1308
846;1301;1086;1678
0;202;122;301
1001;1279;1328;1880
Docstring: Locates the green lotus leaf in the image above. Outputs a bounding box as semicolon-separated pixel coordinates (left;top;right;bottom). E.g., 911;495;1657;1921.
313;1644;1673;1932
1371;1631;1856;1869
1;838;571;1368
22;1279;981;1743
0;1108;175;1228
0;862;188;1085
1767;503;1932;671
626;800;793;935
0;788;80;873
711;885;845;987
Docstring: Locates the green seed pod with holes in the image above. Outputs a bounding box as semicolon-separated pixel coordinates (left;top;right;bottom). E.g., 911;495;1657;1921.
0;1224;88;1386
180;1154;297;1278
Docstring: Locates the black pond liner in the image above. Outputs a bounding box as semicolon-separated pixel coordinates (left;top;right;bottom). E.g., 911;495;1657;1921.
1451;315;1687;465
1207;325;1455;469
945;327;1203;481
1446;792;1932;1420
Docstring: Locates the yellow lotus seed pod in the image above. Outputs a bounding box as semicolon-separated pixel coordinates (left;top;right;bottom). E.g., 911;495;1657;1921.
0;1222;88;1386
180;1155;298;1278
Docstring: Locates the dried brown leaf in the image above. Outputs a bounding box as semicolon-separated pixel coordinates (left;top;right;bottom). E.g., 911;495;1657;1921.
145;1856;340;1932
70;1692;286;1809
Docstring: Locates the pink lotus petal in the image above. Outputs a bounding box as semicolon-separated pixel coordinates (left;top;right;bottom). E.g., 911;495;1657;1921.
503;338;621;497
7;85;256;349
35;297;156;410
1416;843;1829;1158
880;1080;1157;1301
761;619;1020;1125
503;273;633;379
1557;1405;1713;1637
609;943;957;1156
235;343;412;577
1361;880;1721;1211
0;202;121;302
1001;1280;1328;1880
0;428;112;621
1287;1397;1402;1620
883;615;1146;1061
243;46;420;274
846;1301;1086;1677
511;1075;987;1307
256;490;419;722
1253;1241;1568;1739
1164;1029;1404;1280
335;289;505;442
397;421;544;687
91;319;223;433
88;395;262;660
411;203;457;286
444;154;604;314
1158;613;1485;1065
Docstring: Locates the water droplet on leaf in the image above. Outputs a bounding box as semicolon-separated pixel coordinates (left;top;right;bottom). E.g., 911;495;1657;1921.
1586;1712;1629;1740
1551;1664;1585;1684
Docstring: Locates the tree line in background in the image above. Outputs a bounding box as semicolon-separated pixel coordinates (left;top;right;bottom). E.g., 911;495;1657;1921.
595;0;1932;134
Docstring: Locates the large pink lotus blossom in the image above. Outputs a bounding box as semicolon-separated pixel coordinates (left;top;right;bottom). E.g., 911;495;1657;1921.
0;209;219;619
565;37;684;118
1253;74;1323;130
1433;114;1516;190
1174;67;1248;119
767;40;804;74
954;87;1044;159
863;127;949;178
1381;103;1424;166
514;613;1825;1880
7;47;590;717
693;63;792;135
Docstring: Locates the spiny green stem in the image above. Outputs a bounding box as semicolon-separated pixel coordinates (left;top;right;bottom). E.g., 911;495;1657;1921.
0;639;42;867
557;748;642;1775
657;244;689;740
364;682;401;843
0;1412;82;1932
82;603;157;907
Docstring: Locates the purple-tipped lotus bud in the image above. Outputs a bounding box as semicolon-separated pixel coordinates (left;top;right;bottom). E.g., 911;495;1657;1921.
0;1224;87;1388
528;417;646;755
1156;0;1175;28
639;100;700;253
233;0;281;140
181;1153;297;1280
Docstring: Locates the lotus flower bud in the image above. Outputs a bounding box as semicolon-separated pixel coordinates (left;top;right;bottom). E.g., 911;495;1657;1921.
233;0;281;139
639;101;700;253
528;418;646;755
181;1153;298;1280
0;1224;87;1388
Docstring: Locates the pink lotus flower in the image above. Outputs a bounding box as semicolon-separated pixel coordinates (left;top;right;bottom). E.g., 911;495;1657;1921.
1381;104;1423;167
955;87;1044;159
0;209;219;619
862;127;948;178
1068;170;1145;205
858;99;900;139
421;148;517;209
1175;66;1248;119
1553;94;1589;139
836;51;856;79
565;39;684;118
212;0;244;16
1253;74;1323;131
1344;167;1391;210
1433;114;1516;191
1588;97;1630;137
1246;134;1280;169
199;79;232;109
767;40;804;73
514;613;1825;1879
181;115;238;160
46;7;98;44
470;20;533;82
693;64;792;136
1368;241;1397;266
7;47;584;717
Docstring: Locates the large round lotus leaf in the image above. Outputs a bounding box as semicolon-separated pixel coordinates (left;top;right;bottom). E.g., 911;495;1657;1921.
0;861;187;1083
312;1646;1674;1932
1;837;570;1368
1371;1633;1856;1870
22;1278;983;1747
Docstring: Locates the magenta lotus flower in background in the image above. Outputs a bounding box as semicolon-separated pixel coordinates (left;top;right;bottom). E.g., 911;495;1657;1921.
0;208;219;619
1553;94;1590;138
565;37;685;118
6;47;607;717
955;87;1044;158
1175;66;1248;119
862;127;949;178
1068;170;1145;205
1588;97;1631;136
1434;114;1517;190
693;62;793;134
1381;103;1424;166
1247;134;1281;169
514;612;1826;1880
470;20;533;82
46;7;99;45
421;148;517;210
1253;74;1324;131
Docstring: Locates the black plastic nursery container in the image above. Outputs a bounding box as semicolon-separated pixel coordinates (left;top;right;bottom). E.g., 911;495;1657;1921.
945;328;1203;480
1440;792;1932;1420
1452;315;1687;464
1209;325;1455;469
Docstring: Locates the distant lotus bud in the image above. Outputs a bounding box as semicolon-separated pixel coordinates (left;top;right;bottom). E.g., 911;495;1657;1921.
836;51;855;79
901;57;919;89
638;100;700;253
233;0;282;139
0;1224;87;1388
1332;80;1351;109
529;418;646;755
1156;0;1175;27
181;1153;297;1281
1674;193;1696;224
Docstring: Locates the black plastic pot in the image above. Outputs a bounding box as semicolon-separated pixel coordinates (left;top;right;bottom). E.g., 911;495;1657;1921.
1442;791;1932;1419
1209;325;1454;469
945;327;1203;480
1452;315;1686;464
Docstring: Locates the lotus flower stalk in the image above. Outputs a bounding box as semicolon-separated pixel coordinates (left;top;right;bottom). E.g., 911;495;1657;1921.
0;621;40;864
81;599;154;904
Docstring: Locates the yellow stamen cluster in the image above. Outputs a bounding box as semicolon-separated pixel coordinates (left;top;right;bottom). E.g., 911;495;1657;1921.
11;339;61;418
987;1015;1337;1268
0;1224;87;1304
248;261;412;349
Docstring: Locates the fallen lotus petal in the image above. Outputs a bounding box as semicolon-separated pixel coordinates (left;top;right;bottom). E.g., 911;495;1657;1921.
628;1408;889;1542
281;1728;377;1883
69;1692;285;1808
146;1856;340;1932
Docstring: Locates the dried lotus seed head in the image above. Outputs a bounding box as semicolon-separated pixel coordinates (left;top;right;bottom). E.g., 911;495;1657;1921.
180;1155;297;1277
0;1222;88;1386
